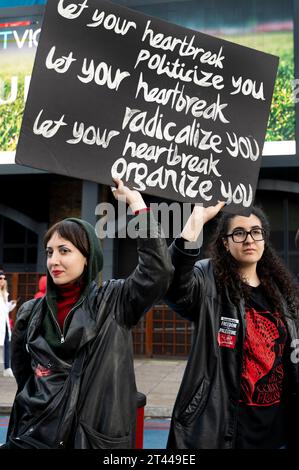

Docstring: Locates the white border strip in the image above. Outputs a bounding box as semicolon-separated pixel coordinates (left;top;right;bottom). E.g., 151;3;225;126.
262;140;296;156
0;152;15;164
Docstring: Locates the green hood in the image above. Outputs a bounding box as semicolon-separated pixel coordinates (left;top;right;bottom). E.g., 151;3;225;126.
43;218;103;354
65;217;103;284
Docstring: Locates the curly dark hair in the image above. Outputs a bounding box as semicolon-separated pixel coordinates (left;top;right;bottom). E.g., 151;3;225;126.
206;206;299;319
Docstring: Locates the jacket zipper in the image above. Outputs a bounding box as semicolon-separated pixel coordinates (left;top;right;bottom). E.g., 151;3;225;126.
62;297;85;340
231;301;246;447
48;305;64;343
48;297;85;344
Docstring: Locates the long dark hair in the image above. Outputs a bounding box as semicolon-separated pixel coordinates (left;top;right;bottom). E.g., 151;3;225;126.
207;207;299;319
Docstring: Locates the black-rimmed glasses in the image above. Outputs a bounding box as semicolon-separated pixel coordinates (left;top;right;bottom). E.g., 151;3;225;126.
225;228;266;243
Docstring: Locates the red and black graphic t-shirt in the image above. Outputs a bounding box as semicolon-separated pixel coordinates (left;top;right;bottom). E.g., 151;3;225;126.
236;285;289;449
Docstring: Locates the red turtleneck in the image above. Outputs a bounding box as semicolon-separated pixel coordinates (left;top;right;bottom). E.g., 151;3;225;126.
56;282;82;330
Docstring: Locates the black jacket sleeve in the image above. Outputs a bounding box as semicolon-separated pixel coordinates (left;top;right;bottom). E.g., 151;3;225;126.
114;211;174;328
11;299;38;389
164;238;206;321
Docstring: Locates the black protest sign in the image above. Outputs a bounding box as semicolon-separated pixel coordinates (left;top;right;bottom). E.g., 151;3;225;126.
15;0;278;213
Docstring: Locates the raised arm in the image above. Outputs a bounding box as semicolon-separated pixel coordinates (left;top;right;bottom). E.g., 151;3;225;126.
165;202;225;321
111;178;174;327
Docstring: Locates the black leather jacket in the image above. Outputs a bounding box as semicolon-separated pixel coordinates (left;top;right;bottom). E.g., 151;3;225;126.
165;240;299;449
6;214;174;449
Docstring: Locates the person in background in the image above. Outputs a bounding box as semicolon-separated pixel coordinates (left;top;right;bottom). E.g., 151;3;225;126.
165;203;299;449
0;270;17;377
3;178;173;449
34;275;47;299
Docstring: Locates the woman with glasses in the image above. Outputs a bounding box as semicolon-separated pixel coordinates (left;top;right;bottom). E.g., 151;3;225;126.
0;271;17;377
165;203;299;449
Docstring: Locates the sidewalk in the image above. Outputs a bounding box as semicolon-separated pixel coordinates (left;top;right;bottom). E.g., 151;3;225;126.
134;358;186;417
0;359;187;417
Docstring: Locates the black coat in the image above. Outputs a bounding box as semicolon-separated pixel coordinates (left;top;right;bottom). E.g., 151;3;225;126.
165;241;299;449
6;219;174;449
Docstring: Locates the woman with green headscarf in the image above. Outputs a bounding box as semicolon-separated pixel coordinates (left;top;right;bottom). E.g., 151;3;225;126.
3;179;173;449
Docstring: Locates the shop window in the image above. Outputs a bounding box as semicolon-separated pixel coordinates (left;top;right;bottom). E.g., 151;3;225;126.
0;216;38;268
3;218;26;243
3;247;25;263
